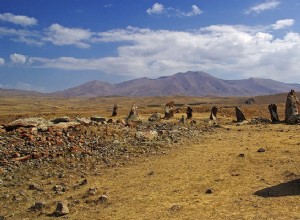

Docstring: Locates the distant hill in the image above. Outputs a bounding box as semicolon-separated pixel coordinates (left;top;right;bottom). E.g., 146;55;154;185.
0;88;43;97
53;71;300;97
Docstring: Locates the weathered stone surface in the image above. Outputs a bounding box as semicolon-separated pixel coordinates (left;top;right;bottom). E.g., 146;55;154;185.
5;118;48;131
30;201;45;211
98;195;108;204
136;130;158;140
268;104;280;123
235;107;246;122
178;115;185;125
90;116;106;123
51;116;70;124
112;104;118;117
186;106;193;119
76;117;91;125
53;201;69;216
127;103;140;123
285;90;299;122
148;113;161;122
209;106;218;120
164;101;174;119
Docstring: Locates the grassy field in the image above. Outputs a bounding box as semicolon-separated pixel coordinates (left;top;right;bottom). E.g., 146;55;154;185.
0;94;299;219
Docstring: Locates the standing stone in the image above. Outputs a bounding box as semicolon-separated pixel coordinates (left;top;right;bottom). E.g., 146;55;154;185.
164;101;174;119
112;104;118;117
127;103;140;122
235;107;246;122
209;106;218;120
268;104;280;123
186;106;193;119
285;90;299;123
53;201;69;217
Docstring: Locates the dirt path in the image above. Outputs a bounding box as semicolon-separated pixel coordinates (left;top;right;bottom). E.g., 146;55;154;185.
81;124;300;219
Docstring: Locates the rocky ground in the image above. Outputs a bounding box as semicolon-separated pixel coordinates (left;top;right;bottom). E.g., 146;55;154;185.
0;105;299;219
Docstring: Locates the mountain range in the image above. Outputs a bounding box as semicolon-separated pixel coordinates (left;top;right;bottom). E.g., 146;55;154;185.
53;71;300;97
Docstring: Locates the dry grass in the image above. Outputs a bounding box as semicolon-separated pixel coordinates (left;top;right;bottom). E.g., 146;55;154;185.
1;94;300;219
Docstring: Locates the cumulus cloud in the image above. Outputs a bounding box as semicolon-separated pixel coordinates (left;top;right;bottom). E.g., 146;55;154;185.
10;53;27;64
147;3;165;15
246;0;281;14
147;3;202;17
26;24;300;83
272;19;295;30
0;12;37;26
184;5;202;16
44;24;93;48
0;58;5;65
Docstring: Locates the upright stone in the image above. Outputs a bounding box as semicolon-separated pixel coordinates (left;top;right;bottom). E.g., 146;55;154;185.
164;101;174;119
235;107;246;122
268;104;280;123
285;90;299;123
112;104;118;117
53;201;69;217
186;106;193;119
127;103;140;122
209;106;218;120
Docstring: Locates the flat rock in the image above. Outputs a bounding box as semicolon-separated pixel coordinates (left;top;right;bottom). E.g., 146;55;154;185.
5;118;48;131
51;116;70;124
90;116;106;123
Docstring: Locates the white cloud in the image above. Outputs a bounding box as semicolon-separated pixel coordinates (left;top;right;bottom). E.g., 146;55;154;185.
147;3;165;15
27;24;300;83
44;24;93;48
10;53;27;64
272;19;295;30
246;0;281;14
0;27;43;46
184;5;202;16
147;3;202;17
0;12;37;26
0;58;4;65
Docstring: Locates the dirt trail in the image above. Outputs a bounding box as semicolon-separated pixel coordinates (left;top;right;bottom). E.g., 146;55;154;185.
81;124;300;220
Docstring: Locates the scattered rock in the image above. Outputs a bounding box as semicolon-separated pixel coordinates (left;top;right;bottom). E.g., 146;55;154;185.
29;183;42;191
169;204;182;212
90;116;106;123
51;116;70;124
98;195;108;204
53;201;69;217
238;153;245;158
148;113;161;122
257;148;266;153
30;201;45;211
206;188;214;194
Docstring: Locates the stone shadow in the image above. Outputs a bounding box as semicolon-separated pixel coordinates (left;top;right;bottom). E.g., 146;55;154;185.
254;179;300;198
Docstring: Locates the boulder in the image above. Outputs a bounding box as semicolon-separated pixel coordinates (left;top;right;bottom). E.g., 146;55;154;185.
51;116;70;124
5;118;48;131
53;201;69;216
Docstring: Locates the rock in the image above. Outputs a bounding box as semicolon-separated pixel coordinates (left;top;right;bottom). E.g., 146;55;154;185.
30;201;45;211
257;148;266;153
0;216;4;220
164;101;174;119
90;116;106;123
186;106;193;119
112;104;118;117
76;117;91;125
5;117;48;131
178;115;185;125
148;113;161;122
268;104;280;123
51;116;70;124
53;185;66;192
209;106;218;120
98;195;108;204
87;188;97;196
79;179;88;186
29;183;42;191
0;179;3;185
285;90;299;122
238;153;245;158
235;107;246;122
245;98;255;105
206;188;214;194
169;204;182;212
249;117;271;124
135;130;158;140
53;201;69;217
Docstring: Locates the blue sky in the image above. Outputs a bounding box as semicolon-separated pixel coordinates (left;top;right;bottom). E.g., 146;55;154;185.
1;0;300;92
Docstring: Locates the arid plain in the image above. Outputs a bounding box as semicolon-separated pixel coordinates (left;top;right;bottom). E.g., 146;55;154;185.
0;93;300;219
